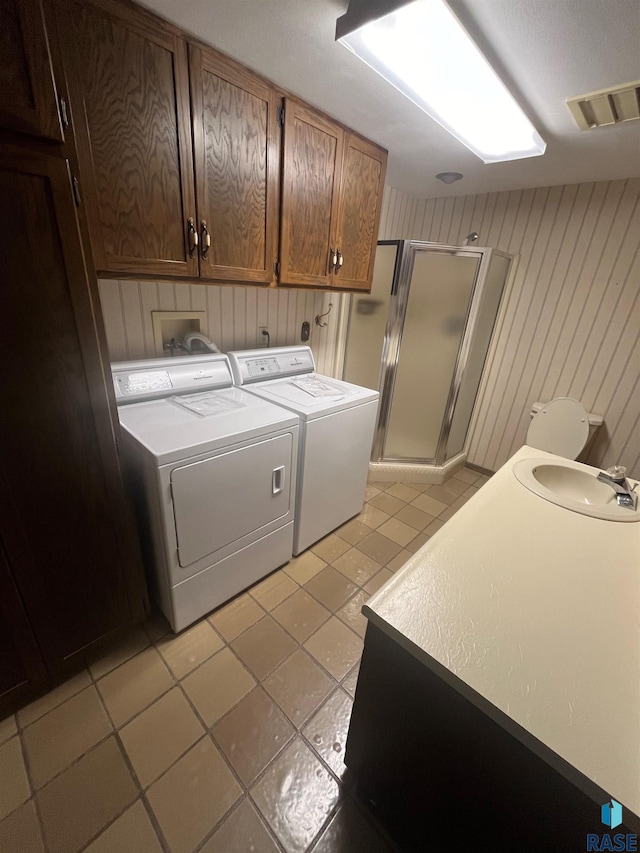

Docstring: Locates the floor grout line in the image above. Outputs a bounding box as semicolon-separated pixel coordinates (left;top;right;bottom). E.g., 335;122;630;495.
1;471;489;852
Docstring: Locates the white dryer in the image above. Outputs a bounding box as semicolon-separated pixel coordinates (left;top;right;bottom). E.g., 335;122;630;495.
111;354;298;632
228;347;378;555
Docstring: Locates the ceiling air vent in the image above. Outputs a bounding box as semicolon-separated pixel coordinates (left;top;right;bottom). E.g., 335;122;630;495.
567;81;640;130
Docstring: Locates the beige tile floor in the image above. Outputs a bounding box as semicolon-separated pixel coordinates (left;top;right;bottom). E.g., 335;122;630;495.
0;469;488;853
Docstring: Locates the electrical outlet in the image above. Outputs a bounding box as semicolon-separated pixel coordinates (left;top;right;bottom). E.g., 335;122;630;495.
258;326;269;347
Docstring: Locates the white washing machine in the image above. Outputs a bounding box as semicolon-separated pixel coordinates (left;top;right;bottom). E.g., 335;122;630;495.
111;354;298;632
228;347;379;555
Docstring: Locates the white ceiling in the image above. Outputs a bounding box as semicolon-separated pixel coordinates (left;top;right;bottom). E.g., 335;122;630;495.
141;0;640;198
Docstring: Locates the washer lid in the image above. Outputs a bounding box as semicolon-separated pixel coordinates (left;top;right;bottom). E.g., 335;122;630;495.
241;374;379;419
526;397;589;458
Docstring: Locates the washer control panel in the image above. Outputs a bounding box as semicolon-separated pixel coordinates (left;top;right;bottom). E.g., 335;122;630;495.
247;358;281;378
229;346;315;385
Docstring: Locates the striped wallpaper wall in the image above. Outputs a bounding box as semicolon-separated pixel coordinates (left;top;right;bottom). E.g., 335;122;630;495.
98;280;344;377
97;176;639;479
378;179;640;478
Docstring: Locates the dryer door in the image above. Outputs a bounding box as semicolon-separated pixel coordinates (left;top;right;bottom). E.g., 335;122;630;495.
170;433;293;567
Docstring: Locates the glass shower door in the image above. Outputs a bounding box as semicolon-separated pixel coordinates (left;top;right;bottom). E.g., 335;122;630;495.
384;248;481;462
445;250;512;460
342;240;511;468
342;242;399;391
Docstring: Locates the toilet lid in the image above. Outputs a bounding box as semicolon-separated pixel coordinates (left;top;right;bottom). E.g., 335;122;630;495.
526;397;589;457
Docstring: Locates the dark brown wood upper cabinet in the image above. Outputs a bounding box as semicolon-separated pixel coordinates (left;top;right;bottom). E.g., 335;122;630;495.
59;0;387;291
279;98;344;289
279;98;387;291
333;133;387;291
190;45;279;285
0;144;148;679
64;0;198;278
0;0;64;141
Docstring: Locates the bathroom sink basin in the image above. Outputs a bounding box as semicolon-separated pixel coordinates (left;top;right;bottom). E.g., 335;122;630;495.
513;459;640;522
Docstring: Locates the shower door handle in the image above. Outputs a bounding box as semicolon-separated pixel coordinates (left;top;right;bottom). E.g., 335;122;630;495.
272;466;285;495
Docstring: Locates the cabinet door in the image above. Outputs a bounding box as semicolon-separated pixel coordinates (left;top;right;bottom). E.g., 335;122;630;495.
0;540;46;712
0;146;147;668
0;0;63;141
65;0;198;278
279;98;344;287
334;133;387;291
190;46;279;284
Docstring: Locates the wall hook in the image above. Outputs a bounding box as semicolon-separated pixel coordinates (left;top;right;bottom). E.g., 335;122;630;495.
315;302;334;327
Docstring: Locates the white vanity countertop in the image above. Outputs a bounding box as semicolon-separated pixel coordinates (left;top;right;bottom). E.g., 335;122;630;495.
363;445;640;816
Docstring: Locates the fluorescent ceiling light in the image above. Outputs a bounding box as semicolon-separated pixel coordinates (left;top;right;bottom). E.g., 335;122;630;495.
337;0;546;164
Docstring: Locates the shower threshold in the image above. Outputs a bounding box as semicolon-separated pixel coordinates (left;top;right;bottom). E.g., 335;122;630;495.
369;452;466;486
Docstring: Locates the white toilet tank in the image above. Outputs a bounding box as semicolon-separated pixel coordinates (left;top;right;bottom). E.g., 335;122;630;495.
527;397;603;460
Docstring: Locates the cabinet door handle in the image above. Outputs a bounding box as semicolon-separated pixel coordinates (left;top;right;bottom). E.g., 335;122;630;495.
329;247;337;272
200;220;211;259
272;466;285;495
71;176;81;207
335;249;344;273
187;218;199;256
58;96;69;129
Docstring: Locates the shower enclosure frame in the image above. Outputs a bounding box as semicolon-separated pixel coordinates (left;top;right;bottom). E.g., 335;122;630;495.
360;240;512;470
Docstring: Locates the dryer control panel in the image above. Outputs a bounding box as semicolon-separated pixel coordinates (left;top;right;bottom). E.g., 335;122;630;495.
111;354;234;404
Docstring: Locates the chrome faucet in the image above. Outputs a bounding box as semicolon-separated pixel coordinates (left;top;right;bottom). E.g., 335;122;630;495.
596;466;638;510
